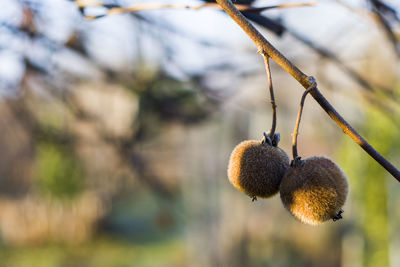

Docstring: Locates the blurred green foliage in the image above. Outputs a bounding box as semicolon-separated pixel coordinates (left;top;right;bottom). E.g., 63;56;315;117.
0;236;184;267
35;142;84;199
339;106;400;267
132;73;211;140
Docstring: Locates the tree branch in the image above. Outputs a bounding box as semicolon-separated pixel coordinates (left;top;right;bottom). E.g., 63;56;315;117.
73;0;315;20
216;0;400;181
369;0;400;58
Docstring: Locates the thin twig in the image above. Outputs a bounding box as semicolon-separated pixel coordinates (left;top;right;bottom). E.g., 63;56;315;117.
263;56;277;138
241;3;316;13
292;82;317;159
335;0;400;58
369;0;400;58
332;0;400;86
216;0;400;181
74;0;315;20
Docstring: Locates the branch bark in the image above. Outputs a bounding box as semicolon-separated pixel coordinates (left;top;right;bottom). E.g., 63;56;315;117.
216;0;400;181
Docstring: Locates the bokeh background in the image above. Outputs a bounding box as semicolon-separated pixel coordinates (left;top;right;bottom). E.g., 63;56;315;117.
0;0;399;266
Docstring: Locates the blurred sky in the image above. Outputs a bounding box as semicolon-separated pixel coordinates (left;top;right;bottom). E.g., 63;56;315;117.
1;0;399;96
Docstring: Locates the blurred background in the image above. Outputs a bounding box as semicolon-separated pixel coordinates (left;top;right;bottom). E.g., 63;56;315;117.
0;0;399;266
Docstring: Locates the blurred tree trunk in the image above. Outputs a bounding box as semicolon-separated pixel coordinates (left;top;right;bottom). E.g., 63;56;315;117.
363;156;389;267
361;108;398;267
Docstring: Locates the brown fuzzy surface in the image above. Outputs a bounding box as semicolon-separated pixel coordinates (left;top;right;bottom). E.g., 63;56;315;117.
280;156;348;225
227;140;290;198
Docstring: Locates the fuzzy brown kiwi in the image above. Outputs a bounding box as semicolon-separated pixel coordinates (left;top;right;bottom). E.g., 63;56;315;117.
279;156;348;225
227;135;290;199
280;81;349;225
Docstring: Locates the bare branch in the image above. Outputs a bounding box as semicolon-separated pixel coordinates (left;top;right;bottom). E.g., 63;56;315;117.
334;0;400;62
73;0;315;20
369;0;400;58
216;0;400;181
240;3;316;13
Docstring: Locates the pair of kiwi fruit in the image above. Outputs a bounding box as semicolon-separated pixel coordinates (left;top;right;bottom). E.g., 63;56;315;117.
227;83;348;225
227;135;348;225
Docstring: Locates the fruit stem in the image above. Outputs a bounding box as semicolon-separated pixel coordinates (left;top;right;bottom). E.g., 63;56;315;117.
263;55;277;140
292;82;317;160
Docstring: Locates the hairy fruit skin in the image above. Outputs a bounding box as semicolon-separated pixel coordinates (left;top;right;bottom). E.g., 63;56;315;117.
227;140;290;198
280;156;348;225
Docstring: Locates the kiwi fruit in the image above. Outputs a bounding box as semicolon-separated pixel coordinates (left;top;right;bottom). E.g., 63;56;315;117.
227;136;290;199
279;156;348;225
